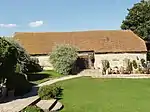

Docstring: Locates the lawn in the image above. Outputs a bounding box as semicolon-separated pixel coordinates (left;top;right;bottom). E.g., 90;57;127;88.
58;77;150;112
27;70;63;84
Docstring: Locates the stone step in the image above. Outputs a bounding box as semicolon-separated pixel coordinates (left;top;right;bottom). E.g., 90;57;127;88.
36;99;57;111
50;101;63;112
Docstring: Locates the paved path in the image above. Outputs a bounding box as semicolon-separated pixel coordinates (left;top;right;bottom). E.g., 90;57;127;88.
0;75;82;112
38;74;82;87
0;96;39;112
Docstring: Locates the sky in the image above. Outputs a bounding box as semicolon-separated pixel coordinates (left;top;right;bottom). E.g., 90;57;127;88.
0;0;141;36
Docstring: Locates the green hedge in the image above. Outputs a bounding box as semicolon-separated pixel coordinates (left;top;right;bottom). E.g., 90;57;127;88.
38;84;63;100
22;106;43;112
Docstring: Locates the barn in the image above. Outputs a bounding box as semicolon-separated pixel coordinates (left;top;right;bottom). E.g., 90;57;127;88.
14;30;147;71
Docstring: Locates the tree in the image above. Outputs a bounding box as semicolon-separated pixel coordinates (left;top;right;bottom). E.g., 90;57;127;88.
0;37;32;95
49;44;78;75
0;37;18;79
5;38;30;72
5;38;43;73
121;0;150;40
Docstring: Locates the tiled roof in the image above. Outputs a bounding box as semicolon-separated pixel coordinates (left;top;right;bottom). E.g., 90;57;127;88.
14;30;147;55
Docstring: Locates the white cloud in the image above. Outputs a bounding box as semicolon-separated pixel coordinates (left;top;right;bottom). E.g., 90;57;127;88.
29;21;44;27
0;24;17;28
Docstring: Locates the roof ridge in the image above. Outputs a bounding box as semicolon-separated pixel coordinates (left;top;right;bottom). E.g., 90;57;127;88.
14;30;131;34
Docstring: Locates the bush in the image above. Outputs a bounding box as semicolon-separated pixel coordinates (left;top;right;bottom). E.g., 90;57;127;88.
38;84;63;100
49;44;78;75
23;106;43;112
101;60;110;75
141;59;147;68
23;57;43;73
123;58;132;74
132;60;137;69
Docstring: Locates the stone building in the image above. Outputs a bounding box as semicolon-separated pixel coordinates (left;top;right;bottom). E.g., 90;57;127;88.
14;30;147;70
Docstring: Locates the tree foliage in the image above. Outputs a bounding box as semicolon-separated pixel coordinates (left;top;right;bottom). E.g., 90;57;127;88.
49;44;78;75
0;37;18;78
121;0;150;40
5;38;42;73
0;37;32;94
5;38;30;71
132;60;138;69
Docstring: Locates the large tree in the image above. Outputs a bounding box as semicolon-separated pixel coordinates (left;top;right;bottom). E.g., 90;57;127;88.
5;38;42;73
121;0;150;40
0;37;18;79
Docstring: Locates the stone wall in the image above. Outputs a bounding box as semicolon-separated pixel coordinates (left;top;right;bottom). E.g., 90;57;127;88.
94;53;147;69
31;55;53;70
32;53;147;71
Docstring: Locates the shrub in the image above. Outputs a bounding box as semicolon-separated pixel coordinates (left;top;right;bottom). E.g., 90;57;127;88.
132;60;137;69
23;57;43;73
141;59;147;68
38;84;63;100
123;58;133;74
23;106;43;112
49;44;78;75
101;60;110;75
137;67;143;74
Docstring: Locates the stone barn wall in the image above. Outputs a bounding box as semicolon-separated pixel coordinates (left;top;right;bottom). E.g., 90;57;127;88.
94;53;147;69
31;55;53;70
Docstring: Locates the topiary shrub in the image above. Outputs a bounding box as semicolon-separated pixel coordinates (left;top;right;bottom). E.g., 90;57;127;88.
123;58;132;74
38;84;63;100
132;60;137;69
49;44;78;75
22;106;43;112
101;60;110;75
141;58;147;68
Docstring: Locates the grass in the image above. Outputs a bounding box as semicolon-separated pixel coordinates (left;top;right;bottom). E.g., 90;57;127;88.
28;70;63;85
58;77;150;112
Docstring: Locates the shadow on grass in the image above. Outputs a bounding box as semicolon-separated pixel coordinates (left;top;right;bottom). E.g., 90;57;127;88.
27;73;50;82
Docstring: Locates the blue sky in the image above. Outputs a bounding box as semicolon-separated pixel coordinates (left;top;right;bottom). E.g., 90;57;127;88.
0;0;140;36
